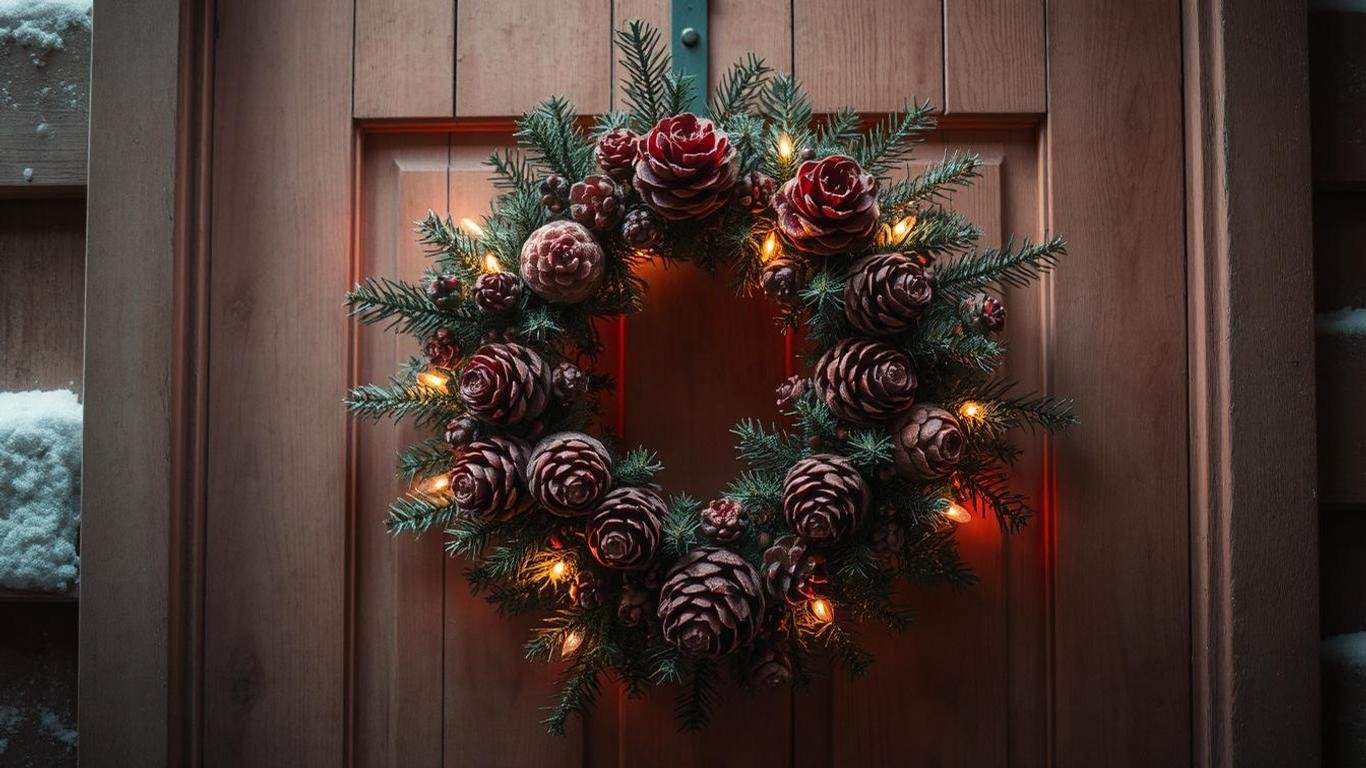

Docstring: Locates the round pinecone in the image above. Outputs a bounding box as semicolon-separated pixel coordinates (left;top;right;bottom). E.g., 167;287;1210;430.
966;293;1006;335
426;274;462;312
526;432;613;516
783;453;868;544
812;339;917;425
761;534;828;603
595;128;640;182
443;415;478;447
633;113;740;221
760;258;805;303
620;207;663;250
448;436;531;520
699;498;748;544
587;486;665;569
551;361;589;404
539;174;570;214
657;547;765;657
735;171;776;214
617;584;650;627
472;271;523;314
569;570;605;608
890;403;965;480
774;155;880;256
570;175;626;232
750;647;792;688
458;342;551;426
872;518;906;561
519;221;605;304
775;375;808;410
844;253;933;335
423;328;460;368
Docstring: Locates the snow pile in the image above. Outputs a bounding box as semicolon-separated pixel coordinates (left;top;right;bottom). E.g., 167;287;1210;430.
0;389;81;593
0;0;91;65
1325;632;1366;764
1318;307;1366;337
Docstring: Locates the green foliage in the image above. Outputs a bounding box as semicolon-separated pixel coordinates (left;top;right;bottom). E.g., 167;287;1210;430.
397;438;457;481
613;448;664;486
346;381;455;427
661;495;703;558
852;100;935;178
709;54;772;126
346;276;452;340
514;97;595;181
879;150;982;218
935;236;1067;299
386;492;456;536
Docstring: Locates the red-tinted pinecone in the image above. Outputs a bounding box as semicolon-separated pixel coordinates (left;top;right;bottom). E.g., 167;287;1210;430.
526;432;613;516
966;293;1006;335
519;221;605;304
595;128;640;182
426;274;462;311
699;498;748;544
569;570;605;608
750;647;793;688
617;584;650;627
775;375;808;410
774;155;880;256
472;271;523;315
844;253;933;335
570;175;626;232
587;486;665;569
551;361;588;404
783;453;869;544
890;403;965;480
872;518;906;561
657;547;765;657
812;339;917;425
423;328;460;368
735;171;776;214
633;113;740;221
761;534;828;603
458;342;551;426
539;174;570;214
448;436;531;520
620;207;663;250
760;258;805;303
443;415;478;447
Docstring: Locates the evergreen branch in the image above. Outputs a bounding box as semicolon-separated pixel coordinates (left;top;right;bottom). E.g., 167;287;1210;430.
346;382;456;426
386;492;456;535
515;96;594;181
543;654;605;736
814;108;861;154
662;495;703;558
674;661;719;732
955;466;1034;532
615;20;672;129
397;438;456;481
346;276;452;339
663;72;699;118
853;100;936;177
722;469;784;512
900;527;978;586
613;448;664;486
908;209;981;257
444;514;501;559
934;237;1067;299
761;73;813;139
878;151;982;217
485;148;539;195
709;53;772;124
844;430;895;471
732;420;803;471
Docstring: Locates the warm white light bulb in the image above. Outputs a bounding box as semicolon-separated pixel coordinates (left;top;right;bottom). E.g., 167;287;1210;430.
561;630;584;656
942;502;972;524
809;598;834;623
460;217;485;238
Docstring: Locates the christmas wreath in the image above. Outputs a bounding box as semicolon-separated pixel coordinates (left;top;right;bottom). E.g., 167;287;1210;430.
347;21;1073;733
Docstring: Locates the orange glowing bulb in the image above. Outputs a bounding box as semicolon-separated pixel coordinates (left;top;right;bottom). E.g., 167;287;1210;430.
892;216;915;241
549;560;569;580
809;598;834;623
776;133;795;161
417;369;449;392
761;232;781;263
422;474;451;494
482;252;502;273
942;502;972;524
959;401;983;420
561;630;584;657
460;217;485;238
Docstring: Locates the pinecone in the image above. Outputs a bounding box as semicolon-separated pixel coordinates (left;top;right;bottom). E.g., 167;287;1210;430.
775;375;808;410
551;361;588;404
617;584;650;627
519;221;605;304
872;518;906;561
657;547;765;657
890;404;965;480
844;253;933;335
472;271;523;315
539;174;570;214
595;128;640;182
735;171;776;214
620;207;663;251
448;436;531;520
423;328;460;368
426;274;462;312
783;454;868;544
812;339;917;425
699;498;748;544
570;175;626;232
749;648;792;688
966;293;1006;335
761;534;828;603
633;113;740;221
458;342;551;426
569;570;604;608
774;155;880;256
526;432;613;516
587;486;665;569
443;415;478;447
760;258;805;303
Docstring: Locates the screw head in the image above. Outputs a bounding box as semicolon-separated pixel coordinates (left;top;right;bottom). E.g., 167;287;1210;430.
680;27;700;47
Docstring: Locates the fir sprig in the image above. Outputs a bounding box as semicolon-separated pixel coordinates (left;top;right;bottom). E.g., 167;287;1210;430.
934;236;1067;299
709;54;772;125
853;100;936;178
616;20;673;130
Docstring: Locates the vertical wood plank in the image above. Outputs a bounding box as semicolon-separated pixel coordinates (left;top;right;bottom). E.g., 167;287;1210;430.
944;0;1045;114
0;199;86;394
711;0;793;76
202;0;353;763
355;0;455;118
793;0;943;112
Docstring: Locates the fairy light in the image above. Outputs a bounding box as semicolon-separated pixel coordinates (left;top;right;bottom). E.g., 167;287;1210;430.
942;501;972;524
459;217;485;238
775;133;795;162
958;400;983;421
421;474;451;495
560;630;584;657
761;231;781;263
482;251;502;273
891;215;915;241
809;598;834;624
417;369;449;393
549;559;569;581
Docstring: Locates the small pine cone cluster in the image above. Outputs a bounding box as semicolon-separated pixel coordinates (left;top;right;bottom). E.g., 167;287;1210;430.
551;361;588;404
539;174;570;214
587;486;665;569
844;253;933;335
448;436;531;520
735;171;776;214
423;328;460;368
760;258;805;303
657;547;765;657
774;155;880;256
472;272;523;315
966;293;1006;335
618;584;651;627
812;339;918;425
458;342;551;426
443;415;478;447
890;404;965;480
633;113;740;221
783;453;869;544
871;518;906;562
569;570;604;608
761;534;827;603
519;221;605;304
570;175;626;232
594;128;639;182
526;432;613;516
775;375;808;409
426;274;462;311
749;648;792;689
620;207;663;251
699;498;748;544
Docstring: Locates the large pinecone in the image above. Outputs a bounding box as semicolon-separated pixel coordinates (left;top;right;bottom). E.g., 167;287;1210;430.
594;128;639;182
760;258;805;303
783;453;868;544
890;404;965;479
699;498;748;544
448;436;531;520
526;432;613;516
570;175;626;232
657;547;765;657
587;486;665;569
844;253;933;335
760;534;827;603
812;339;918;425
620;207;663;250
472;271;523;315
458;342;551;426
773;155;879;256
749;648;792;688
519;221;605;304
423;328;460;368
633;113;740;221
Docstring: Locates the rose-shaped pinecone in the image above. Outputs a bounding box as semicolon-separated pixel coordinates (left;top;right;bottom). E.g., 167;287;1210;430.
472;271;523;315
620;207;663;250
783;454;869;544
735;171;776;214
774;155;880;256
966;293;1006;335
569;570;604;608
519;221;606;304
458;342;551;426
750;648;792;688
844;253;933;335
443;415;478;447
812;339;918;425
551;361;588;404
699;498;748;544
775;375;808;410
633;113;740;221
760;258;805;303
890;404;965;480
539;174;570;214
587;486;665;569
594;128;640;182
426;274;461;311
761;534;828;603
657;547;765;657
448;436;531;520
423;328;460;368
570;175;626;232
618;584;650;627
526;432;613;516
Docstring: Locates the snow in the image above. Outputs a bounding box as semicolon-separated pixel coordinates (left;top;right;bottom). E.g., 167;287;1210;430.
39;710;77;749
0;389;81;593
1318;307;1366;337
0;0;91;65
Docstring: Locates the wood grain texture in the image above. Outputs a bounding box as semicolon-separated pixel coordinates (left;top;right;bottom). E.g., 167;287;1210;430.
945;0;1046;114
711;0;793;76
457;0;612;116
355;0;455;118
202;0;353;763
1309;12;1366;185
0;198;85;394
793;0;943;112
0;14;89;188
